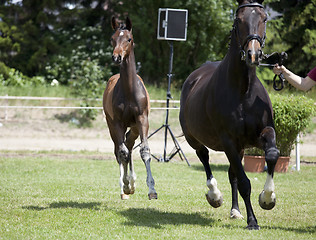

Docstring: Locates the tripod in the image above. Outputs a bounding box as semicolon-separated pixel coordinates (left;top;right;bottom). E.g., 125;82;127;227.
136;41;190;166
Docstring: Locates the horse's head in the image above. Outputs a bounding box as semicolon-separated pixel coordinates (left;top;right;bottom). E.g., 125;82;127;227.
111;17;134;65
234;0;267;67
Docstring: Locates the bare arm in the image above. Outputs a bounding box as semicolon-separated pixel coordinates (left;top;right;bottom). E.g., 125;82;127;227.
273;65;316;91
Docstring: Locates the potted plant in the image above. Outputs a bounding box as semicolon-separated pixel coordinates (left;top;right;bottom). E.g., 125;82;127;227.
244;94;315;172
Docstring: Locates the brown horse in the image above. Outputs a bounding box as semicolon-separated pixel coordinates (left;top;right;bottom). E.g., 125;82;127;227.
179;0;279;229
103;17;157;200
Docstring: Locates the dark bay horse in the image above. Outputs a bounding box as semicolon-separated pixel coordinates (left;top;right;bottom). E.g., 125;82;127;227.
103;17;157;200
179;0;279;229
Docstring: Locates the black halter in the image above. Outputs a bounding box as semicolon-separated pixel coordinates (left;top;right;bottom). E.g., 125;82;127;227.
233;3;266;60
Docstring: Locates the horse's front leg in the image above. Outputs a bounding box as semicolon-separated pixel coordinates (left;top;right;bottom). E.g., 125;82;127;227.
125;129;140;195
117;142;131;200
107;120;131;200
196;145;223;208
222;136;259;230
137;116;157;200
259;126;280;210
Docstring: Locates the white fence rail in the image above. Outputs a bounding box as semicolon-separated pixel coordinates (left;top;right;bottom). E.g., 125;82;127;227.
0;95;180;110
0;95;302;171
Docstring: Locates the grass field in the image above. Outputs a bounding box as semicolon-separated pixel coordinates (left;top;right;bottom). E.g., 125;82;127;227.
0;151;315;239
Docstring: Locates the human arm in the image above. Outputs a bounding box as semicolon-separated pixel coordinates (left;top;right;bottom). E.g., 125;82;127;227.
273;65;316;91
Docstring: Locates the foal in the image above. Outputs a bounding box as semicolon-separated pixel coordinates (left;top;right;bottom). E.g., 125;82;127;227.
103;17;157;200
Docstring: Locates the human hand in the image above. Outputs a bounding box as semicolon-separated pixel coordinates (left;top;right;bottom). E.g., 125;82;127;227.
273;64;286;75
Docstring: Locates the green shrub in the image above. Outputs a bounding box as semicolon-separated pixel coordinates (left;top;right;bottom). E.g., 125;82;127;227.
271;94;315;156
245;94;315;156
0;61;45;86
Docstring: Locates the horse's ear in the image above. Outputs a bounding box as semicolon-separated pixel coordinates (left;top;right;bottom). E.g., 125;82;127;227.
111;17;119;30
125;17;132;31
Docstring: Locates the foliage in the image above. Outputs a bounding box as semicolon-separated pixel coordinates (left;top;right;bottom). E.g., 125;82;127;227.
271;94;315;156
0;0;236;87
0;0;116;76
0;15;22;61
116;0;235;86
264;0;316;78
1;0;315;88
245;94;315;156
0;61;45;86
46;47;110;126
1;152;315;239
45;25;113;84
45;24;112;126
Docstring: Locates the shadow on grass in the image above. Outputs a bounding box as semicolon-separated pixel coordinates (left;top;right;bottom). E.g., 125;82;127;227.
23;201;101;211
221;224;316;234
260;225;316;235
191;164;230;172
118;207;216;229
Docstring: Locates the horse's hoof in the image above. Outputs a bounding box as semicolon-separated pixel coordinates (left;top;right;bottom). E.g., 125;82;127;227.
230;208;244;219
121;194;129;200
259;191;276;210
123;186;131;195
148;193;158;200
206;193;223;208
246;222;260;230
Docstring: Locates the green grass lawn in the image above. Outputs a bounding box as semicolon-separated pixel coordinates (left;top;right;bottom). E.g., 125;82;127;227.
0;151;315;239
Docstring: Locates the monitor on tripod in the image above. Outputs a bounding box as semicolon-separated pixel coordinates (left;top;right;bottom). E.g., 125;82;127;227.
144;8;190;165
157;8;188;41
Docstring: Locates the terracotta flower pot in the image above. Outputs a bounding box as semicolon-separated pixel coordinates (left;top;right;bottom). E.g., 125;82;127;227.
274;156;290;173
243;155;290;173
243;155;265;172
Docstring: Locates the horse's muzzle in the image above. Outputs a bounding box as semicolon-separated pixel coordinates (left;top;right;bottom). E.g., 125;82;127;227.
246;49;262;67
112;54;122;65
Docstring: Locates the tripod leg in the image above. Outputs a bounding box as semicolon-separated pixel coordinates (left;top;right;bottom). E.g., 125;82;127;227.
167;125;190;166
133;124;165;150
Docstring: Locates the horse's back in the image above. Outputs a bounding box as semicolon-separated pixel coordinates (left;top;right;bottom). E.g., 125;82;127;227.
180;61;221;106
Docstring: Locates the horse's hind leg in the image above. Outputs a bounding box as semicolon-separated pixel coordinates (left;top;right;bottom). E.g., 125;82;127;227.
137;116;157;200
259;126;280;210
195;144;223;208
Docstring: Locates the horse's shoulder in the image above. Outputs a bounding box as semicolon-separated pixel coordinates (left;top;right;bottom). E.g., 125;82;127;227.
103;74;120;120
107;74;120;88
136;74;150;112
186;61;221;86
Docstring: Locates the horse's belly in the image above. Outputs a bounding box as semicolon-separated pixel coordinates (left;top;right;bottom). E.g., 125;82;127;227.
184;103;224;151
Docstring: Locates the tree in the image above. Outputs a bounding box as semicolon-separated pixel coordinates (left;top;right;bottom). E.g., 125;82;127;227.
0;0;116;77
115;0;235;86
265;0;316;76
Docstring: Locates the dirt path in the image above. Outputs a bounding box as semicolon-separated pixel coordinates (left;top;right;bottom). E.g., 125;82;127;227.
0;109;315;164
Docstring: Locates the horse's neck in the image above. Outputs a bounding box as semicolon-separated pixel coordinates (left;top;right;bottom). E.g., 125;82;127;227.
119;49;138;95
224;38;257;95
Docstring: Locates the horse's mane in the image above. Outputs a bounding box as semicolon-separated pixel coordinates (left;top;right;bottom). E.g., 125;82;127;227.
118;23;128;30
